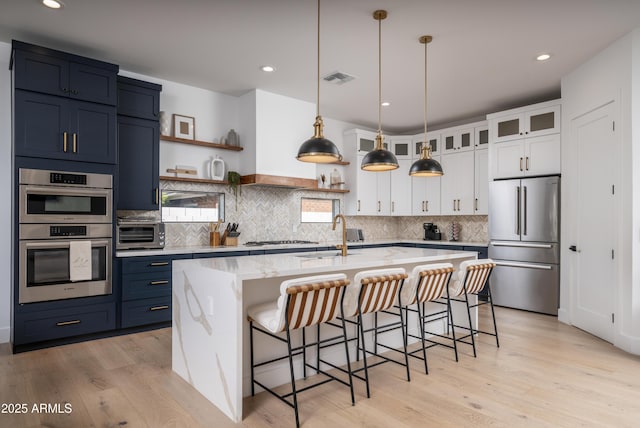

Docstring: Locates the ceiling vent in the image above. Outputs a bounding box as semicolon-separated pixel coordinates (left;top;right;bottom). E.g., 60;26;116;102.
322;71;356;85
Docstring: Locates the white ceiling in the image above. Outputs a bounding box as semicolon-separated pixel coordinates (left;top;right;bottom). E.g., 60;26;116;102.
1;0;640;133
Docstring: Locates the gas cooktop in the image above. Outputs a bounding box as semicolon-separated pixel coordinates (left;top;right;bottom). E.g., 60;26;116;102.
244;240;319;247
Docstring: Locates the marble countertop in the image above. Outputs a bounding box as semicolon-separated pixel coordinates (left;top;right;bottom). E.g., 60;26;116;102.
116;238;488;258
173;246;477;281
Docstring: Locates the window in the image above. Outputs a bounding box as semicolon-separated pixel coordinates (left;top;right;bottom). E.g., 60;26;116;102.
161;190;224;223
300;198;339;223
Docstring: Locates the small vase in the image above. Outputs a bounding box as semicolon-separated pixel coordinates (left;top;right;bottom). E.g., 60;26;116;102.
159;111;170;136
226;129;239;146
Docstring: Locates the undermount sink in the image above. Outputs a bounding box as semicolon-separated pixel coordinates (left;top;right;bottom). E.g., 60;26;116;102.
295;251;361;259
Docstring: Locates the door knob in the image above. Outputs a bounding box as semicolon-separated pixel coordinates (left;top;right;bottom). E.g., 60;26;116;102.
569;245;577;252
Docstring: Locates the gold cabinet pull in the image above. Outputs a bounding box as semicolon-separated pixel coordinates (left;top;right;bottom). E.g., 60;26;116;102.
155;188;159;204
149;262;169;267
426;200;429;212
526;156;530;171
149;280;169;286
520;157;523;171
73;133;77;153
56;320;81;327
150;305;169;311
378;201;381;212
475;198;478;211
357;200;361;212
422;201;426;212
63;132;68;152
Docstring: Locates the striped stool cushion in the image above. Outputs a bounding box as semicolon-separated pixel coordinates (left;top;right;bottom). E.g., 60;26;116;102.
343;268;408;317
449;259;495;297
247;273;349;334
400;263;454;306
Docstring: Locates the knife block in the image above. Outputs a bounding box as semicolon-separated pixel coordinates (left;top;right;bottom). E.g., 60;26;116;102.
225;236;238;247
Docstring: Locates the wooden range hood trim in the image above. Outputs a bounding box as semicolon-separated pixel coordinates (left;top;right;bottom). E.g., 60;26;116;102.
240;174;318;189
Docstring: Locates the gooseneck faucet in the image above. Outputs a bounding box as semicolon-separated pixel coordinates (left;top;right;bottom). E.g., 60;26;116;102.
332;214;348;256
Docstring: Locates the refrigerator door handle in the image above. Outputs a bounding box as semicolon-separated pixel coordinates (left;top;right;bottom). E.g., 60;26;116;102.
523;186;527;236
490;241;553;249
516;186;521;235
495;261;553;270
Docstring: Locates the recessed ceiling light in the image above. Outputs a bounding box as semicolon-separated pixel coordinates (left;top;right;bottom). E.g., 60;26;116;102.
42;0;64;9
381;101;391;107
260;65;276;72
536;53;551;61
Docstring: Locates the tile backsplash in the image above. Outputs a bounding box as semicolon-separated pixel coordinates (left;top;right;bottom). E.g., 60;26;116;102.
117;180;488;248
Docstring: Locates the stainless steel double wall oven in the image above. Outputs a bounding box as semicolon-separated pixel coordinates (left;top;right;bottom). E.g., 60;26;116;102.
18;168;113;304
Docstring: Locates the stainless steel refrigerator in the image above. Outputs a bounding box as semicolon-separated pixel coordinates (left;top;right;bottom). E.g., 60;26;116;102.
488;176;560;315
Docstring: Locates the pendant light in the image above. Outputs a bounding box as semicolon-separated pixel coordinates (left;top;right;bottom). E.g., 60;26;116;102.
361;10;399;172
409;35;444;177
296;0;342;163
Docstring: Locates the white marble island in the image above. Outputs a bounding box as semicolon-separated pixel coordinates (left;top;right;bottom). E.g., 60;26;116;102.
171;246;477;422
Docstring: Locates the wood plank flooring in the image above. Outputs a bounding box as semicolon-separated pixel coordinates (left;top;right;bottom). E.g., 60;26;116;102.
1;307;640;427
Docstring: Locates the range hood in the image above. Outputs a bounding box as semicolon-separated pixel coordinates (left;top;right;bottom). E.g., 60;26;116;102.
237;90;322;189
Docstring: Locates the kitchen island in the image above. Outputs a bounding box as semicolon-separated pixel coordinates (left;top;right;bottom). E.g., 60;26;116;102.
172;246;477;422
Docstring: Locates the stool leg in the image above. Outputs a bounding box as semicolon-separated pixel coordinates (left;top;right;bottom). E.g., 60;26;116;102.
487;286;500;347
302;327;307;379
285;325;300;428
374;312;379;355
249;320;256;396
398;302;411;382
446;292;459;362
340;312;356;406
358;311;371;398
464;291;477;358
316;323;321;374
416;302;429;374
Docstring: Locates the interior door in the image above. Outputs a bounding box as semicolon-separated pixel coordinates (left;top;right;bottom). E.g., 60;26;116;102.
572;102;617;342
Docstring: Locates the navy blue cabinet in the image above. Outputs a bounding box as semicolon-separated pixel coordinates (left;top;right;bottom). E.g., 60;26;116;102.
120;255;189;328
12;42;118;106
117;76;161;210
14;90;117;164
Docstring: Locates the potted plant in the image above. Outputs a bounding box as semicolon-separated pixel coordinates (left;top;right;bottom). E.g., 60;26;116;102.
227;171;241;209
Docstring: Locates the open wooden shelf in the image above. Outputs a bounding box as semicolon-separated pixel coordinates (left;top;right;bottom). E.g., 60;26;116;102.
301;187;350;193
160;135;243;151
160;175;228;185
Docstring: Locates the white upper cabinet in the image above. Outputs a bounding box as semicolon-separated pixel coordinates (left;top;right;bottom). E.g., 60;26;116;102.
441;125;474;154
475;124;489;149
411;155;441;215
489;101;560;143
390;159;412;216
488;100;561;180
440;151;475;215
412;132;440;157
474;148;489;215
389;136;412;159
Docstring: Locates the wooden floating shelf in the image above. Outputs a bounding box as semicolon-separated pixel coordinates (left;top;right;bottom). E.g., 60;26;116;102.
160;175;228;185
301;187;350;193
160;135;243;151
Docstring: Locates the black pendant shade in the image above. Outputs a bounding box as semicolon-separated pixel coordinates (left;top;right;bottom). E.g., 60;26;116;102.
297;124;342;163
409;155;443;176
361;148;399;171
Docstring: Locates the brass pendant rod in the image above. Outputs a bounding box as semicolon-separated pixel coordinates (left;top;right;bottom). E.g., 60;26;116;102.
423;37;427;141
316;0;321;118
377;12;382;137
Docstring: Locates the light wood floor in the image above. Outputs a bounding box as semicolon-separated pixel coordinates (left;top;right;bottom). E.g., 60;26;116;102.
2;307;640;427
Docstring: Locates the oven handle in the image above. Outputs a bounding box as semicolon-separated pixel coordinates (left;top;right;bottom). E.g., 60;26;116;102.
22;239;111;249
21;185;112;197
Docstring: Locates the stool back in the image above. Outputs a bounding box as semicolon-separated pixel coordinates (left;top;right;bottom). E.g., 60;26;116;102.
449;259;496;296
401;263;454;306
344;268;408;317
281;274;350;331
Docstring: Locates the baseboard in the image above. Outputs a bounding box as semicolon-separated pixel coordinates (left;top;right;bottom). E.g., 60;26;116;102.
557;307;570;324
0;326;9;344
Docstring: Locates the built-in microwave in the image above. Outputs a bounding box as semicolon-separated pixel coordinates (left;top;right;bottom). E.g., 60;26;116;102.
18;168;113;224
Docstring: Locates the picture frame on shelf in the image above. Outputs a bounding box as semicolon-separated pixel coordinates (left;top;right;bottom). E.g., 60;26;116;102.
173;114;195;140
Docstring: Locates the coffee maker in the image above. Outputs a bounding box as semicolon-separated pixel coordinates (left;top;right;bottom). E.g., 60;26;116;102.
423;223;441;240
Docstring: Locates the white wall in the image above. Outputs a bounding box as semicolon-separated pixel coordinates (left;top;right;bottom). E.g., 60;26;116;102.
0;41;12;342
561;28;640;354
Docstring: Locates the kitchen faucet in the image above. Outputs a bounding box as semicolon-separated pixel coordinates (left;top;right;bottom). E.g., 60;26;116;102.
332;214;348;256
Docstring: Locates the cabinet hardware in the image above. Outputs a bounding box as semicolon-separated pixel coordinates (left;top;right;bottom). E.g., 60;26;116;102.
526;157;529;171
475;198;478;211
72;133;77;153
56;320;81;327
63;132;68;152
150;280;169;285
516;186;521;235
457;199;461;211
453;199;456;211
494;261;552;270
149;262;169;267
422;201;425;212
155;188;159;204
426;200;429;212
150;305;169;311
62;87;69;93
523;186;527;235
357;200;361;212
392;201;395;212
377;201;381;212
569;245;577;252
519;157;523;171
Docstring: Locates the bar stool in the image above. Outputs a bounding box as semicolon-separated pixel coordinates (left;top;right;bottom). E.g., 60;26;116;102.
341;267;409;398
247;273;354;428
399;263;456;373
448;259;498;357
